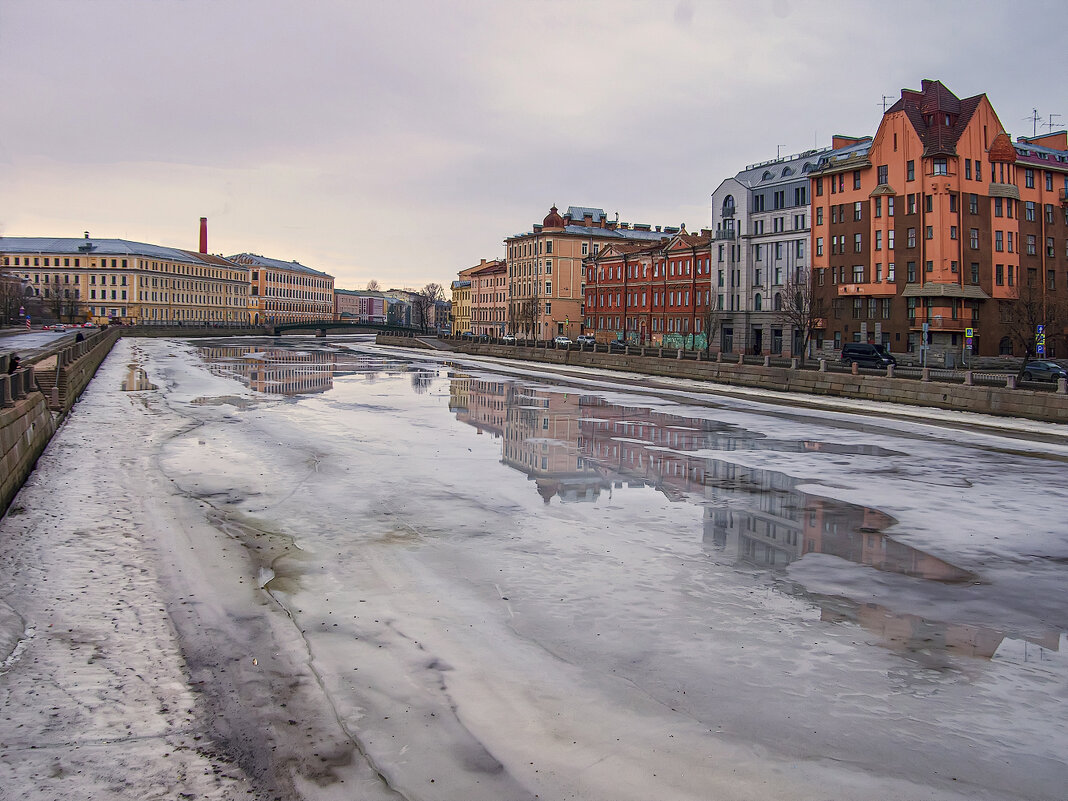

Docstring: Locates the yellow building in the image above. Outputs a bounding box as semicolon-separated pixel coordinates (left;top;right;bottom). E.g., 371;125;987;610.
0;234;250;324
228;253;334;325
451;261;486;334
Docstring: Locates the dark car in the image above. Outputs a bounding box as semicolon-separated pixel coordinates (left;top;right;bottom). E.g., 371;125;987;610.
840;342;895;368
609;340;628;353
1021;360;1068;382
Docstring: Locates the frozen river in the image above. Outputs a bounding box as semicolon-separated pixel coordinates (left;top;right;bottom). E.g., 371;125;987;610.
1;336;1067;801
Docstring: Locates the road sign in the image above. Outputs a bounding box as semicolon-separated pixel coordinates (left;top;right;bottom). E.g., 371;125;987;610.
1037;324;1046;356
965;327;973;338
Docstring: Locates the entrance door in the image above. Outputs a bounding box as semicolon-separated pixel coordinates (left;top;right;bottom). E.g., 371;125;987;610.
751;327;763;355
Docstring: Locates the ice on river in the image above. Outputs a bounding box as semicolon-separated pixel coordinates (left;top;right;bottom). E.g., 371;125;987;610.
1;335;1067;801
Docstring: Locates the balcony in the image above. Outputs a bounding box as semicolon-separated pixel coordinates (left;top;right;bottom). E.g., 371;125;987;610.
1060;188;1068;206
836;282;898;297
714;228;736;241
722;204;736;219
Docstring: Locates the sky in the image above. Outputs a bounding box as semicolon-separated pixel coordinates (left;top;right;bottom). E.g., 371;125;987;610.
1;0;1066;292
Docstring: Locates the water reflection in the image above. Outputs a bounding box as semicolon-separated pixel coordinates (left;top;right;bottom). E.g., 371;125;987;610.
197;345;422;395
448;373;1062;664
120;364;157;391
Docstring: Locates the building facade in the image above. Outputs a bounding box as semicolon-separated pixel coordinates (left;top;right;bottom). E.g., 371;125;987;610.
505;206;680;340
450;278;472;334
335;289;387;322
583;232;716;347
810;79;1068;363
709;145;844;355
228;253;334;325
470;259;506;337
0;235;251;325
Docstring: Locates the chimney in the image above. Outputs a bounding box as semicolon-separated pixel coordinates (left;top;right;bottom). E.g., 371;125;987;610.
199;217;208;254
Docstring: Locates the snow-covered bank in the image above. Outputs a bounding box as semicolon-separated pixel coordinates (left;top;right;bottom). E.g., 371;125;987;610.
1;336;1066;800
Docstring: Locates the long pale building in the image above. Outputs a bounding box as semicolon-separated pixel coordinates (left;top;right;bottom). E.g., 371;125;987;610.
228;253;334;325
0;234;251;325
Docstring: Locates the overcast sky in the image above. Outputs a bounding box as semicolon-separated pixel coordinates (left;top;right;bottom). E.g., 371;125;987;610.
2;0;1066;291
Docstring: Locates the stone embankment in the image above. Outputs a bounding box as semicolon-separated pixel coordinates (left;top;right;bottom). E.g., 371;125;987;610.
0;328;120;515
379;336;1068;424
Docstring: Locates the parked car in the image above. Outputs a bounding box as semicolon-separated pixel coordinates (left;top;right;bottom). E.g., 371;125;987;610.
1020;360;1068;382
501;334;517;345
840;342;895;368
460;331;475;340
553;336;572;347
576;334;596;346
609;339;628;352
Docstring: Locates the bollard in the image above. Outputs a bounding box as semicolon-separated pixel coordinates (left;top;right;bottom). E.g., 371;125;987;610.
716;351;723;363
963;370;973;386
51;386;60;407
0;375;11;408
640;347;646;357
676;348;682;360
790;358;798;370
819;359;827;372
763;355;770;367
851;362;859;376
658;347;663;358
696;351;702;361
886;364;895;379
738;353;745;365
1058;377;1067;394
12;370;26;400
1005;375;1017;390
921;367;931;382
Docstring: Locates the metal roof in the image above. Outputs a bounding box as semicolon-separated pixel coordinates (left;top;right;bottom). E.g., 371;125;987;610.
227;252;333;279
0;236;235;268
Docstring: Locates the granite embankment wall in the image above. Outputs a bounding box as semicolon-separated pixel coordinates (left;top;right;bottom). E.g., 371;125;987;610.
0;372;55;515
379;337;1068;424
1;329;120;516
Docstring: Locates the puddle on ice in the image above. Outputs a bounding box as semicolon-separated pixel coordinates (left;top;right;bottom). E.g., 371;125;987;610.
120;364;157;391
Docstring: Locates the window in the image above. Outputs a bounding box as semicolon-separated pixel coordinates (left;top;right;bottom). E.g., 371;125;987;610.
908;194;917;214
1047;204;1055;224
933;157;948;176
907;227;916;248
995;197;1003;217
950;226;958;240
853;265;864;283
545;302;551;314
995;231;1004;251
853;170;861;190
926;260;934;273
816;237;824;256
925;225;934;240
1025;169;1034;188
1047;172;1054;192
887;262;895;281
875;263;883;282
581;242;588;256
969;228;979;249
877;165;888;185
1008;265;1015;286
1048;237;1056;258
969;193;978;214
1007;232;1014;253
816;207;824;226
854;233;862;252
888;197;894;217
996;264;1004;286
907;160;915;181
1025;201;1036;221
965;159;972;180
970;263;979;284
924;194;933;213
949;193;958;213
1027;235;1037;255
545;281;552;294
816;177;823;196
875;230;882;250
853;297;862;318
854;201;862;221
875;197;883;218
1047;269;1056;290
888;229;895;249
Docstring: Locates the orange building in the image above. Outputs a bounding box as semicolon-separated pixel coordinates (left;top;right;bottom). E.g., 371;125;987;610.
469;258;507;337
810;79;1068;364
228;252;334;325
506;206;681;340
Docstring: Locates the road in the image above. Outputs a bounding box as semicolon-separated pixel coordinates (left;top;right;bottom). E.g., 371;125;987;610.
0;335;1066;801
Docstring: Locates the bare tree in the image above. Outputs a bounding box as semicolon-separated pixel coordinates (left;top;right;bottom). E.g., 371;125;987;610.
774;278;823;366
1000;278;1067;378
0;273;26;326
414;283;445;332
366;279;380;292
702;299;724;357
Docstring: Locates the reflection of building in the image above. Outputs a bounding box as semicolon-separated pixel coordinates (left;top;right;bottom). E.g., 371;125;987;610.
449;375;1061;662
198;346;336;395
229;253;334;326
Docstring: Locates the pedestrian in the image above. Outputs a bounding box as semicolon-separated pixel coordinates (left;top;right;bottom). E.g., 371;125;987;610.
7;353;20;374
75;331;85;342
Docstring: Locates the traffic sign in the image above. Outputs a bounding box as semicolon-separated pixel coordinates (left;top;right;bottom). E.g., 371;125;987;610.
1037;324;1046;355
965;327;973;338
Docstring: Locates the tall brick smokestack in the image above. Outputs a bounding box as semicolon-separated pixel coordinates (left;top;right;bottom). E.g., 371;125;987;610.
199;217;208;254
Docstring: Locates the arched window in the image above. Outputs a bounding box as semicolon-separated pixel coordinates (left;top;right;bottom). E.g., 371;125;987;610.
999;336;1013;355
782;167;793;177
722;195;735;214
754;293;763;311
762;171;773;181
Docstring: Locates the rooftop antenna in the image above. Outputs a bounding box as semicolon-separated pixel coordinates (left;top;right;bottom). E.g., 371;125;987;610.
881;94;895;113
1046;112;1062;133
1026;108;1041;137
